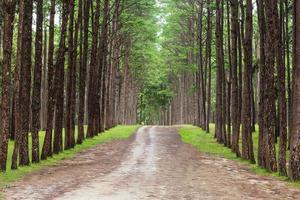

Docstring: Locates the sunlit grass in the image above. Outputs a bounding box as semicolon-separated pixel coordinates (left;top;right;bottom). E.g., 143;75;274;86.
179;125;300;188
0;125;139;189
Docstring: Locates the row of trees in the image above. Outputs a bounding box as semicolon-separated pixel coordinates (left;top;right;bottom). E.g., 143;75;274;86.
0;0;157;171
2;0;300;182
156;0;300;181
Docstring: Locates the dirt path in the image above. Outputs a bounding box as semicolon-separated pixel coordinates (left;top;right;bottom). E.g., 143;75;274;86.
3;126;300;200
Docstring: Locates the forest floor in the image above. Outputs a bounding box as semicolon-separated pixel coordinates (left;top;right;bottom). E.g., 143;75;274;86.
2;126;300;200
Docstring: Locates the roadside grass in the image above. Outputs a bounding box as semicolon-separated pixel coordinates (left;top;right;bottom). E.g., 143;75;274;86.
0;125;139;189
179;125;300;188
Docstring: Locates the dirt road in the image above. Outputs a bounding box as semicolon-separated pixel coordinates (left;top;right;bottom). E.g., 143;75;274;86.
3;126;300;199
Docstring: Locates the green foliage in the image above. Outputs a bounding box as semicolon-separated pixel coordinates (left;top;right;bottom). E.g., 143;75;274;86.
120;0;177;123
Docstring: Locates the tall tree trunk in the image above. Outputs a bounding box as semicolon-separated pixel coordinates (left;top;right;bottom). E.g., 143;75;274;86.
41;24;48;131
264;0;278;172
65;0;75;150
289;0;300;181
0;0;16;171
53;0;69;154
238;0;244;133
41;0;55;160
287;0;292;150
257;0;267;168
274;0;287;176
221;0;227;145
197;1;205;129
205;0;212;133
87;0;101;138
241;0;255;163
110;0;121;128
77;0;90;144
215;0;224;144
11;0;24;169
18;0;33;166
230;0;240;156
71;0;80;146
226;0;231;147
100;0;110;132
31;0;43;163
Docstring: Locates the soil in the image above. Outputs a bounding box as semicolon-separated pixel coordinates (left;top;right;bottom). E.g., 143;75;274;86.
3;126;300;200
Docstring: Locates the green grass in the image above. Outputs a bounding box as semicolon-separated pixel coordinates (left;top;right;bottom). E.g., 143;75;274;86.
179;125;300;188
0;125;139;189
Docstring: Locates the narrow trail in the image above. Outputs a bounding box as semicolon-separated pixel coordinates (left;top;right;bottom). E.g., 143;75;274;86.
3;126;300;200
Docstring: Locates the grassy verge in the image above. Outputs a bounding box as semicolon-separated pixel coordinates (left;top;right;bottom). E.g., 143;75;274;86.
0;125;139;189
179;125;300;188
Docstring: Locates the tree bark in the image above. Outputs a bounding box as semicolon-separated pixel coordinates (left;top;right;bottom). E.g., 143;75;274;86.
264;0;278;172
41;0;55;160
100;0;110;132
77;0;90;144
11;0;24;169
241;0;255;163
274;0;287;176
87;0;101;138
289;0;300;181
257;0;266;168
31;0;43;163
230;0;240;156
65;0;75;150
205;0;212;133
0;0;16;171
53;0;69;154
215;0;224;144
18;0;33;166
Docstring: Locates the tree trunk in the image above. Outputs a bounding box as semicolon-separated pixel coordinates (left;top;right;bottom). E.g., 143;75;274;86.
87;0;101;138
100;0;110;132
11;0;24;169
65;0;75;149
41;24;48;131
215;0;224;144
264;0;278;172
274;0;287;176
0;0;16;171
31;0;43;163
77;0;90;144
206;0;212;133
257;0;266;168
226;0;231;148
289;0;300;181
230;0;240;156
241;0;255;163
287;0;292;150
53;0;69;154
41;0;55;160
18;0;33;166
